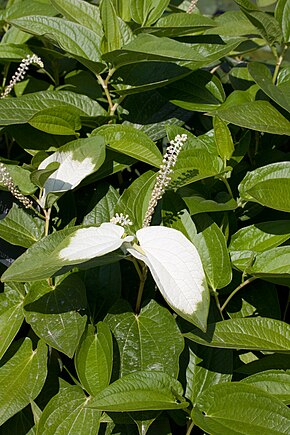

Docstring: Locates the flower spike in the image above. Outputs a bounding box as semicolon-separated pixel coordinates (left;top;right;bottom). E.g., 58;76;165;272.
0;162;33;208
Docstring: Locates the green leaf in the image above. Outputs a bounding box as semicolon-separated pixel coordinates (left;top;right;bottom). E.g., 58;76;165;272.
234;0;283;45
37;385;101;435
105;299;184;378
192;214;232;290
151;12;216;37
216;100;290;135
186;343;233;405
130;0;170;26
88;371;188;411
275;0;290;42
247;246;290;279
75;322;113;395
29;107;82;135
0;282;24;359
9;16;104;71
1;164;36;195
0;339;47;426
192;382;290;434
24;274;87;358
239;162;290;212
83;184;120;226
214;116;234;161
0;90;106;126
130;226;210;331
181;191;237;215
100;0;122;53
241;370;290;404
161;69;225;112
229;220;290;253
50;0;103;35
0;204;44;248
115;170;157;231
1;0;57;21
36;136;106;207
91;124;162;167
248;62;290;112
103;34;244;68
0;43;33;62
184;317;290;352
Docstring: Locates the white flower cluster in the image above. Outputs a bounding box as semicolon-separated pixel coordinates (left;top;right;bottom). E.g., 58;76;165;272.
0;162;33;208
142;133;187;227
110;212;133;227
0;54;44;99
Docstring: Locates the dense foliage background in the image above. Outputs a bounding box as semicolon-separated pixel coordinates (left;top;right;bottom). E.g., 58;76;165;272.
0;0;290;434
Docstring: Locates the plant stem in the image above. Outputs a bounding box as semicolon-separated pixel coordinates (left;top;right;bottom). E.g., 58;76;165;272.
186;420;195;435
272;44;287;84
44;207;51;236
220;176;233;198
135;262;148;314
213;290;224;320
96;68;116;114
220;276;257;312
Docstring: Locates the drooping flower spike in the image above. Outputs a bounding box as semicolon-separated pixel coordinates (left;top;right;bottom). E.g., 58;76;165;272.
0;54;44;99
142;133;187;227
0;162;33;208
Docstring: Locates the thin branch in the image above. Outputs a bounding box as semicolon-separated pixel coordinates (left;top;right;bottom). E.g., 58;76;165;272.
186;420;195;435
220;276;257;312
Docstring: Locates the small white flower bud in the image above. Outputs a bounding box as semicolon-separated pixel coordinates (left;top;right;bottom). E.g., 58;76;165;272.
110;213;133;227
0;162;33;208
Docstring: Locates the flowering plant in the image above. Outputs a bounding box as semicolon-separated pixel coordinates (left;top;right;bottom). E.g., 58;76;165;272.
0;0;290;434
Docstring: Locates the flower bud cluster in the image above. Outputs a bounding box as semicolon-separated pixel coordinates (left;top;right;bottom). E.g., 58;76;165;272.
142;133;187;227
0;162;33;208
0;54;44;99
187;0;198;13
110;212;133;227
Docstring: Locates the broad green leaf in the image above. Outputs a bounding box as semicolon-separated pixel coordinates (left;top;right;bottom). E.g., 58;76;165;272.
239;162;290;212
170;149;224;188
247;246;290;279
24;274;87;357
130;0;170;26
214;116;234;161
37;385;101;435
185;317;290;352
151;12;216;37
130;226;210;331
217;100;290;135
103;34;244;68
115;170;156;231
192;382;290;435
100;0;122;53
186;343;233;405
0;226;76;282
0;90;106;126
75;322;113;395
83;184;120;226
229;220;290;253
248;62;290;112
0;43;33;62
111;0;131;21
50;0;103;35
29;107;82;135
105;299;184;378
241;370;290;404
275;0;290;42
88;371;187;411
234;0;283;45
9;16;104;71
0;203;44;248
0;338;47;426
209;11;259;37
192;214;232;290
0;282;24;359
181;191;237;215
1;0;57;21
91;124;162;167
111;62;191;96
0;164;36;195
37;136;106;207
160;69;225;112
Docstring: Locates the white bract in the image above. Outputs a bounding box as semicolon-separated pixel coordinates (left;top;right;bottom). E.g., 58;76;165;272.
39;151;95;207
58;223;131;263
130;226;210;330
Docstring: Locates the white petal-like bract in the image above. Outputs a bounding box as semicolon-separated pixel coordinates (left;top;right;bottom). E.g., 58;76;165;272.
135;226;210;331
58;223;125;263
